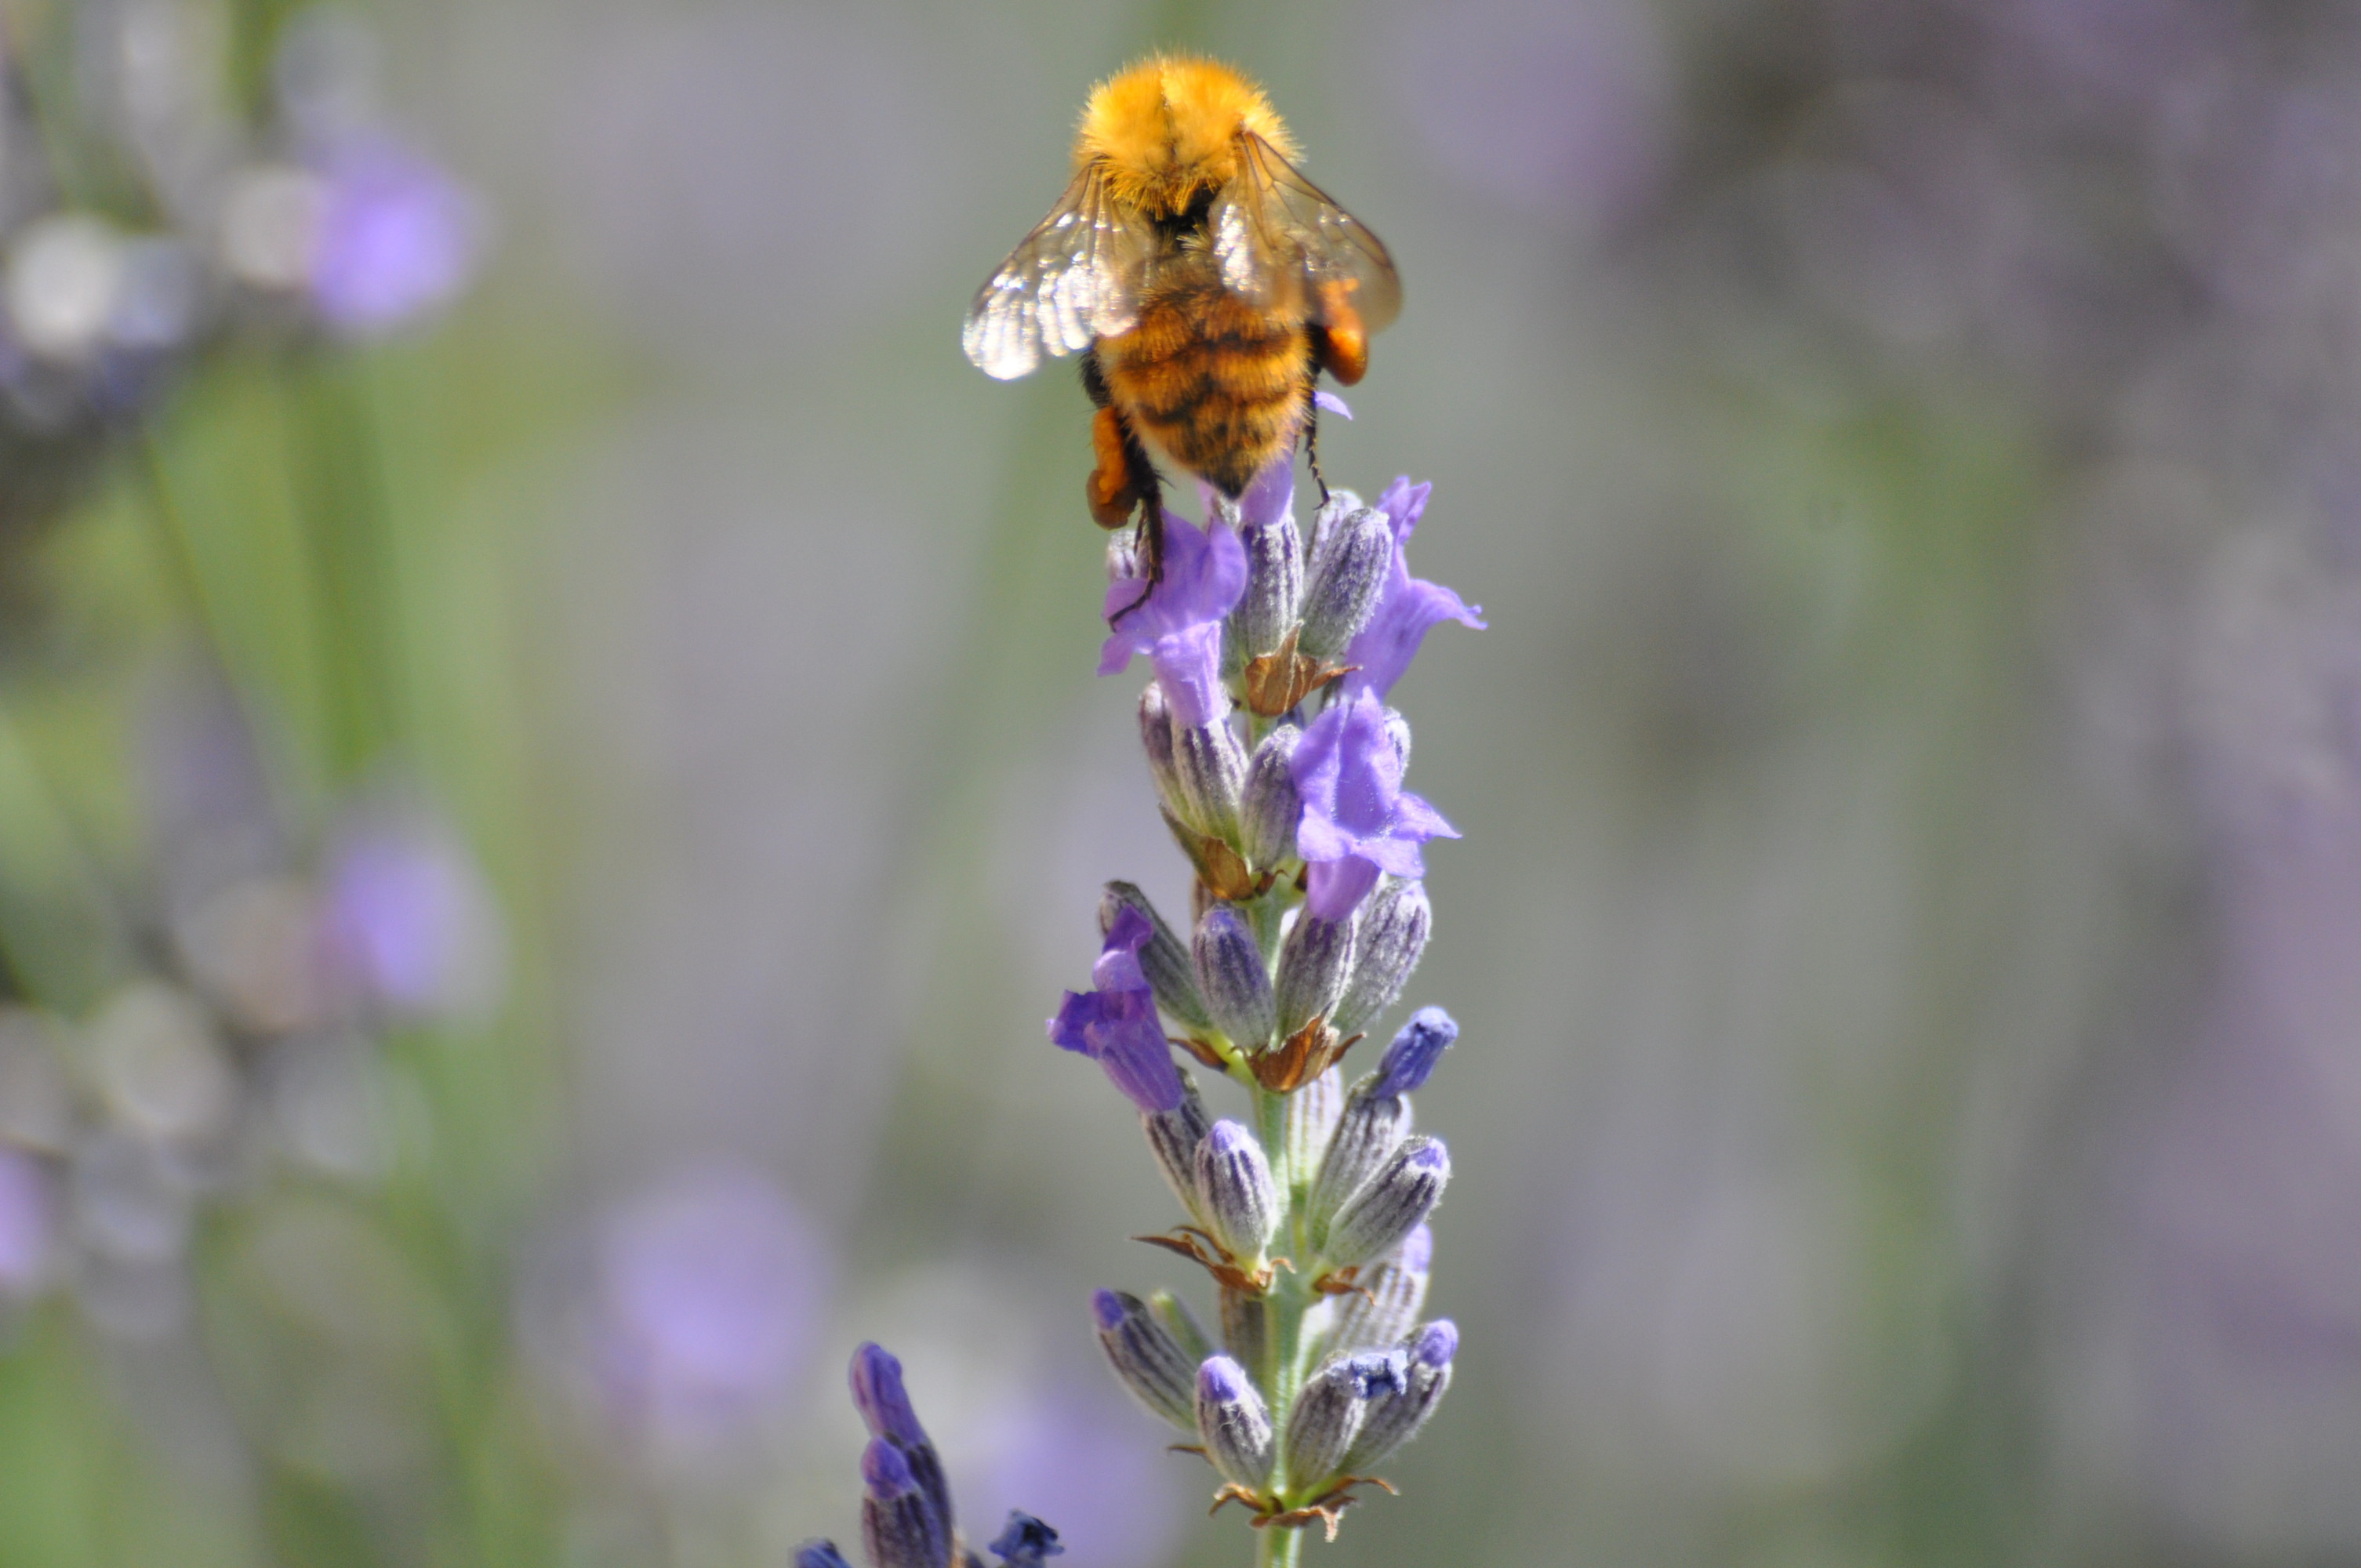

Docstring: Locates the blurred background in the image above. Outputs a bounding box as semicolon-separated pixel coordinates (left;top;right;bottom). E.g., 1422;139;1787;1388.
2;0;2359;1564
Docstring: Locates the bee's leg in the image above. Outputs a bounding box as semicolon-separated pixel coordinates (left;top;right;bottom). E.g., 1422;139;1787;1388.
1085;388;1164;627
1302;381;1331;507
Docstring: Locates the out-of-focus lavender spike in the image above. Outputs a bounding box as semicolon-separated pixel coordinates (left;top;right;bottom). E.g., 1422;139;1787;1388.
860;1437;950;1568
987;1512;1064;1566
851;1346;953;1552
794;1543;855;1568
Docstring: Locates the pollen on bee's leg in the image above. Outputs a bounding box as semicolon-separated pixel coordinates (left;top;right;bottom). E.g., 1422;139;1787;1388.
1313;315;1368;387
1088;407;1140;528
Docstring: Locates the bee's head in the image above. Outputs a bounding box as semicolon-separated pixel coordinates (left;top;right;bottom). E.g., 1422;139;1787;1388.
1077;54;1298;219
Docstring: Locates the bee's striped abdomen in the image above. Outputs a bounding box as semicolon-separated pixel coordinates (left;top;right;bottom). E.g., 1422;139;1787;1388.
1100;276;1311;498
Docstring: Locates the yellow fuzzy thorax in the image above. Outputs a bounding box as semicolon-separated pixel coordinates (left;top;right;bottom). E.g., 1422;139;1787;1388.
1073;55;1299;217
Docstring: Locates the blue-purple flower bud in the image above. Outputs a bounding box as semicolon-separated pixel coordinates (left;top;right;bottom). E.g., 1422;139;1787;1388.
1274;910;1357;1037
1303;489;1359;584
1191;905;1277;1050
1228;509;1303;668
1370;1008;1456;1099
1326;1223;1432;1355
1100;882;1212;1032
1331;878;1431;1036
1219;1284;1267;1371
988;1512;1064;1566
850;1345;953;1547
1239;725;1302;869
1308;1087;1410;1241
1140;1080;1211;1224
861;1438;950;1568
1299;503;1395;661
1150;1287;1213;1363
1173;719;1248;838
1284;1351;1409;1487
1138;684;1186;819
1195;1355;1275;1488
1323;1137;1449;1272
1194;1120;1278;1264
1340;1320;1457;1472
1092;1289;1198;1430
794;1543;855;1568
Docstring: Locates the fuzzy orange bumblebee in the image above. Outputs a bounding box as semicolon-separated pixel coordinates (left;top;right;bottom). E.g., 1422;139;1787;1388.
964;54;1400;607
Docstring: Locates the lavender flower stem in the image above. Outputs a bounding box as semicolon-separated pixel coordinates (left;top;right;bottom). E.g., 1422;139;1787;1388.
1252;1081;1313;1563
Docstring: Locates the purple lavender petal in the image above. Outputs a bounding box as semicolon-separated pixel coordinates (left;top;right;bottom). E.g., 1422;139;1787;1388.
1313;390;1353;419
1292;693;1459;912
1305;857;1382;923
1098;511;1248;700
1341;477;1484;699
1046;916;1185;1112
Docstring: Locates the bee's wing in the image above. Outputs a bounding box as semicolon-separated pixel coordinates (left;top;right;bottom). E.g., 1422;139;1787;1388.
962;162;1147;380
1215;133;1402;334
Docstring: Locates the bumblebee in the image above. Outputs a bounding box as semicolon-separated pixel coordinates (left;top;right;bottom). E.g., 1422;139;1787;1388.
962;55;1400;606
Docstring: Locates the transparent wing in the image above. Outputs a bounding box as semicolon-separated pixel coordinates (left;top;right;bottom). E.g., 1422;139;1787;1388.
1213;132;1402;334
961;162;1146;380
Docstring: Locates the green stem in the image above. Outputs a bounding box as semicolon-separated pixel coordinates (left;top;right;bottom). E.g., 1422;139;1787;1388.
1256;1524;1305;1568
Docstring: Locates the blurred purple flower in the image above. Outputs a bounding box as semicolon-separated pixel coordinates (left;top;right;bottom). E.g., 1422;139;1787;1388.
974;1379;1186;1568
320;805;503;1021
307;136;483;336
1340;477;1484;700
1292;690;1458;920
1048;909;1184;1113
1099;510;1248;728
0;1147;56;1298
587;1167;828;1447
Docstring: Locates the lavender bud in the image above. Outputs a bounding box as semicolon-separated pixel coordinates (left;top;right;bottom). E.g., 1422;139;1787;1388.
1327;1223;1432;1355
1195;1356;1274;1488
1101;882;1212;1032
1229;511;1303;666
794;1543;855;1568
1238;725;1302;869
1138;685;1186;820
1219;1283;1267;1370
1370;1008;1457;1099
1323;1137;1450;1272
861;1439;950;1568
1331;878;1431;1036
1308;1087;1410;1240
1298;504;1393;660
1303;489;1360;583
1273;910;1356;1037
1284;1065;1346;1186
1150;1287;1214;1363
1191;905;1277;1051
1284;1351;1409;1487
1174;720;1249;839
851;1345;953;1543
987;1513;1065;1566
1092;1289;1198;1430
1141;1080;1211;1223
1383;706;1413;771
1340;1320;1457;1472
1193;1120;1278;1263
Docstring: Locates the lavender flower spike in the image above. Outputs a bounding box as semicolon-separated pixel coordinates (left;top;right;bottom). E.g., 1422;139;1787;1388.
1099;507;1248;727
1292;689;1458;920
1340;477;1486;701
1048;908;1185;1114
